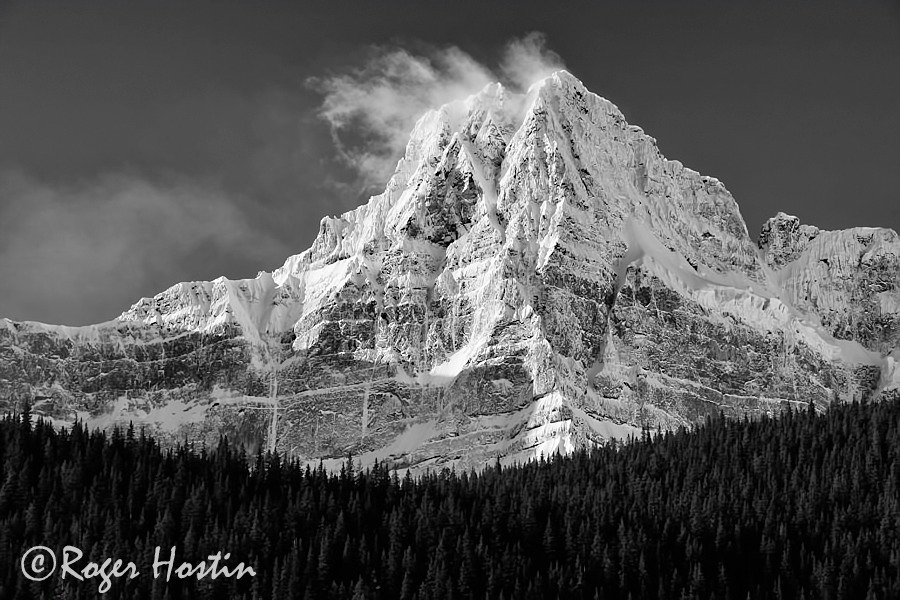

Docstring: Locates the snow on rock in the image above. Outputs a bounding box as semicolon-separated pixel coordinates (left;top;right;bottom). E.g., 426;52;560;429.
760;214;900;354
2;70;899;472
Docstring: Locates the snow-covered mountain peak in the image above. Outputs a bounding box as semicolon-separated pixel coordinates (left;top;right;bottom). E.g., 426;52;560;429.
526;69;586;95
4;69;899;472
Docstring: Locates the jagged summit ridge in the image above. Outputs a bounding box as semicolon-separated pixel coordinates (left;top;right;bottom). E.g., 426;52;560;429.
2;70;899;471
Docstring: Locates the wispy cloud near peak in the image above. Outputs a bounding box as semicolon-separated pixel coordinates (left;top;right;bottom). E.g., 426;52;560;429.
309;33;565;189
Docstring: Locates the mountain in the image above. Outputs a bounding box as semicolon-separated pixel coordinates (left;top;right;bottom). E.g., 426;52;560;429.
2;71;899;472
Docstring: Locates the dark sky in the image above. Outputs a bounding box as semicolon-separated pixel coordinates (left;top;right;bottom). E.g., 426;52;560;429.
0;1;898;325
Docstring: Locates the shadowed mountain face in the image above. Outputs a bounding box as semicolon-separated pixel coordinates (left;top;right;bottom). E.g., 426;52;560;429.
2;71;899;472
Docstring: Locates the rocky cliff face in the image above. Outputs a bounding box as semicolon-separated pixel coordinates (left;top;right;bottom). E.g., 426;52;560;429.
2;71;898;471
759;212;900;355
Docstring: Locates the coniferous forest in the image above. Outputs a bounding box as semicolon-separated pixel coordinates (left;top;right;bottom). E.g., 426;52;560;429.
1;398;899;599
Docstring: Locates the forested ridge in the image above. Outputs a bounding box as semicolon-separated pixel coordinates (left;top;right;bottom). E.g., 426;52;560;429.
1;398;899;599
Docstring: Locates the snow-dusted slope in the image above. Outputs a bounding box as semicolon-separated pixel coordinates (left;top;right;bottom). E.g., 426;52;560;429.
2;71;898;471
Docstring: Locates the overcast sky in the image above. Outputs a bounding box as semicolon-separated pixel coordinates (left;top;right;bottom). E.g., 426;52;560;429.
1;1;898;325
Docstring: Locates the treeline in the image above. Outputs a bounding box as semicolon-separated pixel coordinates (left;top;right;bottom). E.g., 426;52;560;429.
1;398;899;599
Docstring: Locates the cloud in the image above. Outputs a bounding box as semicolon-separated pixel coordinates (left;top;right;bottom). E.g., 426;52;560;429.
0;169;290;325
309;46;494;190
309;33;566;189
500;32;566;92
